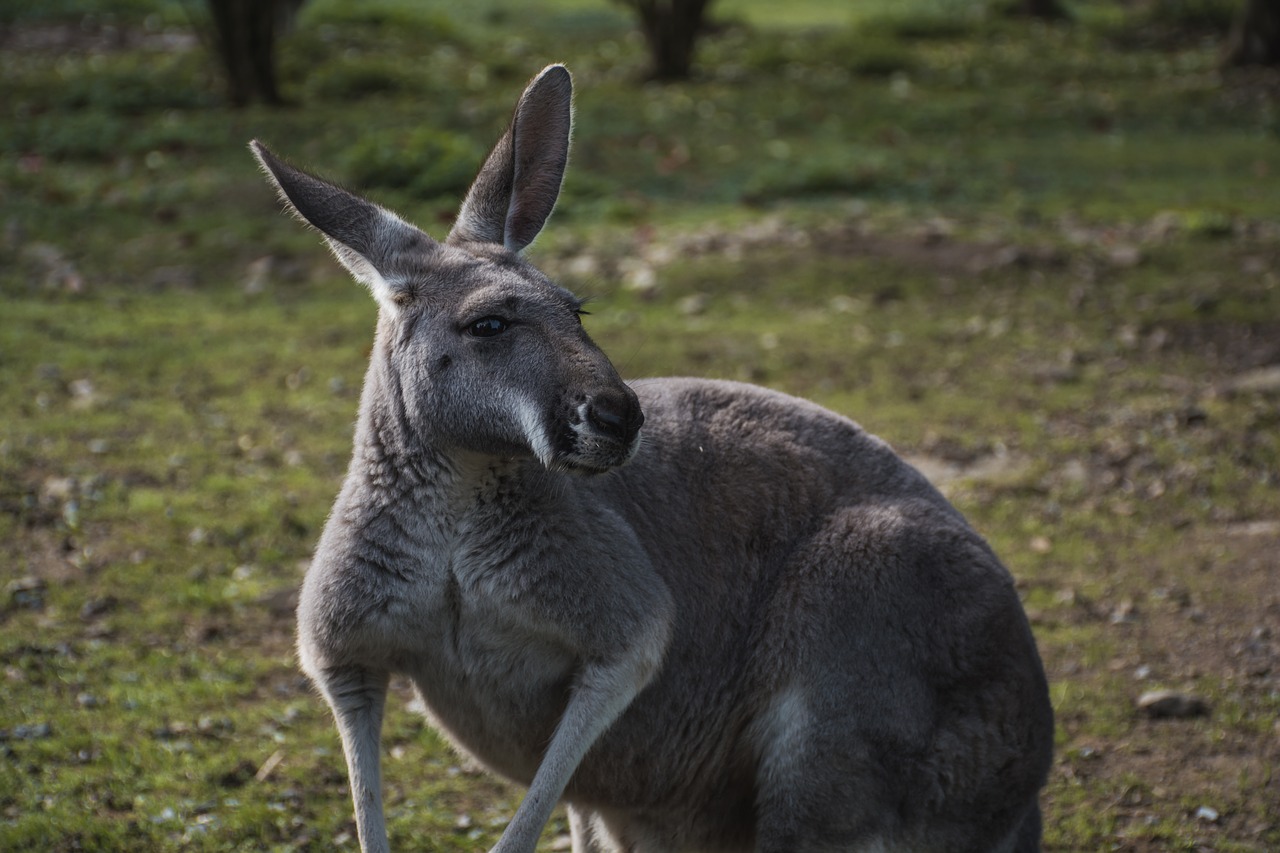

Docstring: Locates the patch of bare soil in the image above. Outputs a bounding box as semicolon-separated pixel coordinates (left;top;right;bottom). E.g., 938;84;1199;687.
1052;527;1280;850
815;224;1071;278
0;20;196;54
1156;319;1280;374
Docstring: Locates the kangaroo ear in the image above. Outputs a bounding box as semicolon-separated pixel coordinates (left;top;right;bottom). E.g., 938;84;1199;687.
449;64;573;252
250;140;433;309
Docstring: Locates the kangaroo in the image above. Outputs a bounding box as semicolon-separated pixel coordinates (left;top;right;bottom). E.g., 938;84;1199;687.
251;64;1053;853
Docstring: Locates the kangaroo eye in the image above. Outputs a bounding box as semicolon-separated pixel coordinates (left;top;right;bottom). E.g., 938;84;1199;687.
468;317;508;338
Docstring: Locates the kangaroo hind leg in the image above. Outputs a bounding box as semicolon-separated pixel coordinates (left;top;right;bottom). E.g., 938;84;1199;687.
751;684;900;853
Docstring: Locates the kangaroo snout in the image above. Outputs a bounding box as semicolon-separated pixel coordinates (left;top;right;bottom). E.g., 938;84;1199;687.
586;387;644;445
562;383;645;474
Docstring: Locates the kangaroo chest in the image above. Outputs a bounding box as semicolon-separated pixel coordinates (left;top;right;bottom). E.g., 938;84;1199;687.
311;470;672;789
375;524;582;782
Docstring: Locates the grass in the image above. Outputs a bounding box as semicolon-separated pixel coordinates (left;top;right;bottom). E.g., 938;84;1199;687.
2;0;1279;850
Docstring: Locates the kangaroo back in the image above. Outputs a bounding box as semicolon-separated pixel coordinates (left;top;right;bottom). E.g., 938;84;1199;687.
252;64;1053;853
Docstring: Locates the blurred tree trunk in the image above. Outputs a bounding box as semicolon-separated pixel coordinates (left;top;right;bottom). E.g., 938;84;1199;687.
205;0;301;106
1226;0;1280;66
615;0;715;81
1018;0;1070;20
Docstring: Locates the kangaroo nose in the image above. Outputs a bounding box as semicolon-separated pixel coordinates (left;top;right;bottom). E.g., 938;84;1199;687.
587;389;644;444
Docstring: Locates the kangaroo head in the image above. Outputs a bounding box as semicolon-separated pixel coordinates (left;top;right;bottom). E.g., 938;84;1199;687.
251;65;642;474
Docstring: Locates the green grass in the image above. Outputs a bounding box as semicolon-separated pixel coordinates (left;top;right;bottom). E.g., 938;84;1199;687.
3;0;1280;850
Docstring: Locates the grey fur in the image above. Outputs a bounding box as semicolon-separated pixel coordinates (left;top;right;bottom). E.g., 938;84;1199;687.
251;64;1053;853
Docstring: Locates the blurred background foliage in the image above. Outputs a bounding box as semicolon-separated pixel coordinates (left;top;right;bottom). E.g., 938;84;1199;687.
2;0;1276;231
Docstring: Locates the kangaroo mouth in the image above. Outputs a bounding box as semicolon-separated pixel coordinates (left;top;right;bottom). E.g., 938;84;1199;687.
557;457;622;476
542;399;642;475
551;422;642;475
524;393;644;475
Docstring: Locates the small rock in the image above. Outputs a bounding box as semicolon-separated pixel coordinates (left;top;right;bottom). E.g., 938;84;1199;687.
1144;327;1170;352
677;294;708;316
1107;245;1143;268
1222;366;1280;397
643;242;677;266
828;295;860;314
1110;598;1138;624
920;216;956;242
1225;520;1280;537
1059;459;1088;484
69;378;98;409
7;576;47;609
1137;689;1210;719
80;596;118;621
989;245;1025;270
62;499;81;529
620;260;657;294
197;716;234;736
0;722;52;741
565;254;600;279
1194;805;1220;823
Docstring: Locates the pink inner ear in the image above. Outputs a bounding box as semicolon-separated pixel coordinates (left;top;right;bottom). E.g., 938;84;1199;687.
504;91;572;250
447;66;573;250
252;140;436;306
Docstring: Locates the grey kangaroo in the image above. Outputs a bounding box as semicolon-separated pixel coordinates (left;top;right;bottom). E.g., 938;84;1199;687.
251;64;1053;853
